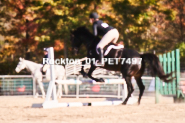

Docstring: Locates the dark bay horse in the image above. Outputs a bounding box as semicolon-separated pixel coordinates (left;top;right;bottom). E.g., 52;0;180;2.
70;26;173;105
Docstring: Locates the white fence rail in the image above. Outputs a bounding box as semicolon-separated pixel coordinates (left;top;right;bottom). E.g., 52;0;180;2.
1;76;185;97
0;75;156;97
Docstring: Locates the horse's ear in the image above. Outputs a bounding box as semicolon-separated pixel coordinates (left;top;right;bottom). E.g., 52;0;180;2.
81;26;86;29
19;57;22;61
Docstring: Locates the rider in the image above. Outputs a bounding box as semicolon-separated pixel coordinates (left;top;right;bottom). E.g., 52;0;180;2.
89;12;119;66
41;48;49;75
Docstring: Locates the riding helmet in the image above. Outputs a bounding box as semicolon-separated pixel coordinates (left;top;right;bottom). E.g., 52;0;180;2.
89;12;99;19
43;48;48;52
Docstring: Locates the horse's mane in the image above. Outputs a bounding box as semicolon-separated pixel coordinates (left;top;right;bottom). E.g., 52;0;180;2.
72;26;120;50
72;26;95;38
24;59;42;67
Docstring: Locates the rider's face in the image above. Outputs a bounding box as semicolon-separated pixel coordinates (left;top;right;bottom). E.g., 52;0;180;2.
89;18;94;24
44;51;48;55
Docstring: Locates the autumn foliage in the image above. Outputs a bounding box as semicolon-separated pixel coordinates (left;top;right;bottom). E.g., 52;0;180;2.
0;0;185;74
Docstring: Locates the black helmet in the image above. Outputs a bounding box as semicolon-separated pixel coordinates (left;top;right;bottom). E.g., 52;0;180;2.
89;12;99;19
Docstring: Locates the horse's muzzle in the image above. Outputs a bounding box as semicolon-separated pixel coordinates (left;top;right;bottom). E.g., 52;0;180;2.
73;48;79;56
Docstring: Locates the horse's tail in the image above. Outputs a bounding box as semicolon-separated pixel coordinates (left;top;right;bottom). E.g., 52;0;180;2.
141;53;173;82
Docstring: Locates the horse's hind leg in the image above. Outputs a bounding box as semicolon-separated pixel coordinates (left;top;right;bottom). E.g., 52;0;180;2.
122;76;134;105
56;82;62;98
134;76;145;105
56;75;68;98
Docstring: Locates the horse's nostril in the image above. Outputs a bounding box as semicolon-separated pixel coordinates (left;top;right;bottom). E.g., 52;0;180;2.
15;68;20;73
74;48;79;54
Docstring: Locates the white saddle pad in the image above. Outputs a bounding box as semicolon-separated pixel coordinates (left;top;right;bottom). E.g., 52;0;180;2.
104;45;124;56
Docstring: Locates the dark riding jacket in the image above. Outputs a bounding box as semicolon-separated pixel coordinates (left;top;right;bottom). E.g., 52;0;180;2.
43;54;48;65
93;20;114;36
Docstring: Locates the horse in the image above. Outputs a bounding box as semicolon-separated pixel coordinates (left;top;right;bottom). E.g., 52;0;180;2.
70;26;173;105
15;57;68;98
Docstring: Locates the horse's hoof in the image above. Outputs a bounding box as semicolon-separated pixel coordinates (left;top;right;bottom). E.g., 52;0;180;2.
34;96;38;98
99;78;105;82
80;71;87;77
34;93;39;98
122;102;127;105
58;96;62;99
83;73;88;78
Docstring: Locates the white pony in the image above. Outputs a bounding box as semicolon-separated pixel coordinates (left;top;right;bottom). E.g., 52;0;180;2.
15;57;68;98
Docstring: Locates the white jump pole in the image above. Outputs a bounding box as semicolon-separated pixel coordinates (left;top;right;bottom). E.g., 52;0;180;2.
55;79;126;84
55;79;128;101
42;47;57;107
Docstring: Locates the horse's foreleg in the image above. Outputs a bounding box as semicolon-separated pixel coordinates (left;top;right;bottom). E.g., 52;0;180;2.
33;78;38;98
87;65;104;82
37;78;45;98
80;60;87;77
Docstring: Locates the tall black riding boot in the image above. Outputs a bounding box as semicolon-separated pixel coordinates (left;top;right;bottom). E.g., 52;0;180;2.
41;67;46;75
97;48;104;66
